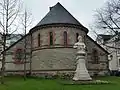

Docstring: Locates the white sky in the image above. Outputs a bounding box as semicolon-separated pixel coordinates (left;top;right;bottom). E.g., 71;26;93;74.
24;0;108;38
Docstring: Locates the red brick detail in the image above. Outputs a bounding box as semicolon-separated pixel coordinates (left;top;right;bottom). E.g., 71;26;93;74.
67;32;69;45
60;31;63;45
47;32;50;48
53;31;56;44
53;31;55;45
13;61;24;64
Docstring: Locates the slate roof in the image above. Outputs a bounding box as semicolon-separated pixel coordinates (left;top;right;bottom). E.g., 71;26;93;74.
98;34;113;42
36;2;83;27
6;34;23;40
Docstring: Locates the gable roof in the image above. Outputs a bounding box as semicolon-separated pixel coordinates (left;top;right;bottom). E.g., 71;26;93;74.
4;33;30;52
36;2;83;27
87;35;109;54
6;34;23;40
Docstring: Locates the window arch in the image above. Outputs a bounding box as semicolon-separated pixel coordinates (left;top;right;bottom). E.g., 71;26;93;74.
64;31;67;45
13;48;24;64
76;33;79;42
38;34;40;47
49;32;53;45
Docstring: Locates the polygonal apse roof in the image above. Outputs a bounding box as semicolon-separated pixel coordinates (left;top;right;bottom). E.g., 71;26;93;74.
36;2;83;27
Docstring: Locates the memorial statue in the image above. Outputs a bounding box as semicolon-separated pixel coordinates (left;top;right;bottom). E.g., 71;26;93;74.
73;35;92;81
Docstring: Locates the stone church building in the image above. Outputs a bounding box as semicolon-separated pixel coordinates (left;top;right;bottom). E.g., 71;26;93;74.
5;2;109;76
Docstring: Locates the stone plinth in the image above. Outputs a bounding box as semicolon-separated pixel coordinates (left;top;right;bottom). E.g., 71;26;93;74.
73;55;92;81
73;35;92;81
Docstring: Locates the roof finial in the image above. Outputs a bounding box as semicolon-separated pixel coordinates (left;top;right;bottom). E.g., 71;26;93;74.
49;6;53;10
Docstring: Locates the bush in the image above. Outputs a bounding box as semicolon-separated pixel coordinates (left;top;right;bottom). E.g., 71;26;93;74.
57;72;74;80
61;80;111;85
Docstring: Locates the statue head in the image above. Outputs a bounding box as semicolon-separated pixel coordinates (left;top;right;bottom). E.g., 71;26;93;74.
78;35;83;42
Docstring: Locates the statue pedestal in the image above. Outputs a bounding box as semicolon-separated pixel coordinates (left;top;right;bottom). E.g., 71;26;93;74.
73;55;92;81
73;35;92;81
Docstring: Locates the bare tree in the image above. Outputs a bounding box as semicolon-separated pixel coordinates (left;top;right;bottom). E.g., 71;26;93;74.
93;0;120;70
94;0;120;35
19;9;33;80
93;0;120;49
0;0;21;84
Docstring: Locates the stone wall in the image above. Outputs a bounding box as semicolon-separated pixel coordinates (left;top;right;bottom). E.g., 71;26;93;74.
31;26;108;76
86;36;108;75
32;26;86;49
31;26;86;71
5;34;31;71
32;48;76;70
4;25;108;76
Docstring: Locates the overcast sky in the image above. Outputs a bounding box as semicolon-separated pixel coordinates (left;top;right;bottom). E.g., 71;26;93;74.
24;0;108;38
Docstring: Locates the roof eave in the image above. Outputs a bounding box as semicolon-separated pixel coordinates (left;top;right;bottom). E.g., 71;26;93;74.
29;23;89;33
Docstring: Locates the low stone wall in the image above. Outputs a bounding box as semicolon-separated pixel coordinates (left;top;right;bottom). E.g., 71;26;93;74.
4;69;109;79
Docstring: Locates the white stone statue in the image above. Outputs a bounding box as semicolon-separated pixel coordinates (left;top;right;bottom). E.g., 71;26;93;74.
73;35;92;81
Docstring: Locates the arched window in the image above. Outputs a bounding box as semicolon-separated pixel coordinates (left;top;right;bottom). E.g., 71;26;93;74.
119;59;120;65
76;33;79;42
13;48;24;64
49;32;53;45
92;49;99;64
64;31;67;45
38;34;40;47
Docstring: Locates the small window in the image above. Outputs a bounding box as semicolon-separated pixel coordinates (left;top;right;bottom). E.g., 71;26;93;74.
119;59;120;65
76;33;79;42
49;32;53;45
38;34;40;47
64;31;67;45
92;49;99;64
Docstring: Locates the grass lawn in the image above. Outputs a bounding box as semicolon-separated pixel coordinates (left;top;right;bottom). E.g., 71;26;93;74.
0;76;120;90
